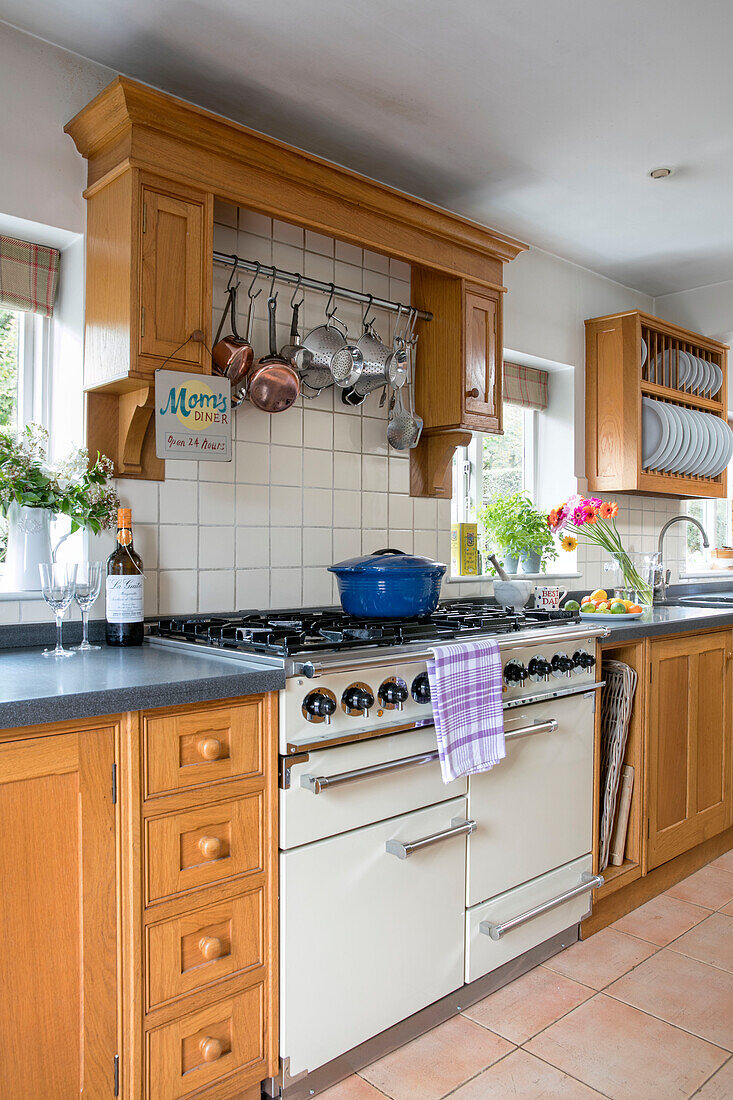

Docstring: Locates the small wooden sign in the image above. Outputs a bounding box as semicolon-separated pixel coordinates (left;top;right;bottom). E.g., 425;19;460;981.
155;369;232;462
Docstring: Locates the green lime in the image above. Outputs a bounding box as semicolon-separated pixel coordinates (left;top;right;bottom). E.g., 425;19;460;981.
610;603;626;614
564;599;581;611
581;603;595;613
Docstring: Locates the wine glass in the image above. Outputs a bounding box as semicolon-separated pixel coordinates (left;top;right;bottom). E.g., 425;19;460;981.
71;562;103;652
39;562;77;659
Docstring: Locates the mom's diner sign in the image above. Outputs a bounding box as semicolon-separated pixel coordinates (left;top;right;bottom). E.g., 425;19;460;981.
155;370;232;462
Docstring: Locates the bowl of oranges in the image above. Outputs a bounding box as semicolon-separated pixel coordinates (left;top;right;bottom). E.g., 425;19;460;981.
568;590;645;620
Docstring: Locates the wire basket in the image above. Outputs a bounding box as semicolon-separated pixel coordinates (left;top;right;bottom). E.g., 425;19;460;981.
599;660;638;870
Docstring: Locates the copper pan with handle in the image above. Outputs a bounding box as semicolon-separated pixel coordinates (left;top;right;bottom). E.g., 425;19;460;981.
246;288;301;414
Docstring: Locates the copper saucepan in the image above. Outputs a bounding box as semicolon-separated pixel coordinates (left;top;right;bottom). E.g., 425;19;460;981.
247;293;301;414
211;263;258;385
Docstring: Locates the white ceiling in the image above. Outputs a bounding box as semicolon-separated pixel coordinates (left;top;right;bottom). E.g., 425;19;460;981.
2;0;733;296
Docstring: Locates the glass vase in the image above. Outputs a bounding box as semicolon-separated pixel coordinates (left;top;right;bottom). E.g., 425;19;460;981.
603;551;657;607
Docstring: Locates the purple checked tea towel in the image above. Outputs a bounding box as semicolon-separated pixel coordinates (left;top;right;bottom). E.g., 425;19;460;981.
428;639;505;783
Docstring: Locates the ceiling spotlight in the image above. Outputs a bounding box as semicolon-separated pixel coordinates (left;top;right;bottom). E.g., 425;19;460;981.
649;167;672;179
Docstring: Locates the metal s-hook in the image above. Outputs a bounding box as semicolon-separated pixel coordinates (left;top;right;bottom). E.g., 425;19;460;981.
290;273;304;310
247;261;263;300
226;256;240;292
362;293;375;332
268;269;278;300
325;283;337;320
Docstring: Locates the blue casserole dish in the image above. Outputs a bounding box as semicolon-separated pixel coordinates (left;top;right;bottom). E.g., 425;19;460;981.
328;548;447;619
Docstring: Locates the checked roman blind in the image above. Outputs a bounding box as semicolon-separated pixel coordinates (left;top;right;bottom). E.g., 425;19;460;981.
503;362;548;410
0;235;60;317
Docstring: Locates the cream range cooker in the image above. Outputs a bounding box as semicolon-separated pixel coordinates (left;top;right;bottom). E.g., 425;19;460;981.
148;600;606;1100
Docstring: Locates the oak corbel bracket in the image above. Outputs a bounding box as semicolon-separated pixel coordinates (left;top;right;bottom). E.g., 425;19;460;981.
410;429;472;498
86;384;164;482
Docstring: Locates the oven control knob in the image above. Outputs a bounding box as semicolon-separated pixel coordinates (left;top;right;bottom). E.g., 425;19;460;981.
528;656;552;682
302;689;337;724
504;660;528;685
341;684;375;717
379;678;409;710
411;672;431;704
572;649;596;673
551;652;574;678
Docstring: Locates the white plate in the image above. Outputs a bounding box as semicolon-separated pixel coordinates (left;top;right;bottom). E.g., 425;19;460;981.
687;354;703;394
676;350;692;390
638;398;669;466
712;417;733;476
641;397;667;467
682;408;705;475
669;405;695;473
658;403;683;471
640;337;647;370
707;414;728;477
653;349;677;386
663;404;689;472
711;360;724;396
650;402;676;470
698;356;714;395
698;412;723;477
580;610;644;621
688;409;714;476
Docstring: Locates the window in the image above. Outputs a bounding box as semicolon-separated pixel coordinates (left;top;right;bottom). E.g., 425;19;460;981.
687;496;732;569
452;403;536;568
0;308;50;432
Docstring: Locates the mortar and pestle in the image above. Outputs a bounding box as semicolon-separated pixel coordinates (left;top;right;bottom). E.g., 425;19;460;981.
488;554;533;610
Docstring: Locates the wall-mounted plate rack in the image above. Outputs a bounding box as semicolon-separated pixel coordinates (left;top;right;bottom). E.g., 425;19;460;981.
585;310;729;499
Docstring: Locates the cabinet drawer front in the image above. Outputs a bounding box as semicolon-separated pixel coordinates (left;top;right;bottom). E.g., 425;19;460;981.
146;795;263;904
144;702;263;798
466;855;593;984
147;986;265;1099
147;889;264;1009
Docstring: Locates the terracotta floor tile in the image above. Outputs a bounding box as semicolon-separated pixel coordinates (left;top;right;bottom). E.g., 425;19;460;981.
461;964;592;1044
542;927;656;989
665;866;733;911
607;949;733;1050
526;993;727;1099
710;849;733;875
359;1014;513;1100
693;1056;733;1099
318;1075;387;1099
670;913;733;973
449;1048;602;1099
611;892;710;946
721;899;733;916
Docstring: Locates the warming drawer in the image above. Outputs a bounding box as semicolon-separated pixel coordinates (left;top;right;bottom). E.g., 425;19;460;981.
281;796;469;1076
465;855;596;983
466;693;595;908
281;726;465;849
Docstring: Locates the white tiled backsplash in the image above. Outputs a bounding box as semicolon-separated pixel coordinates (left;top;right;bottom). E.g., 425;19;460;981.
0;205;696;624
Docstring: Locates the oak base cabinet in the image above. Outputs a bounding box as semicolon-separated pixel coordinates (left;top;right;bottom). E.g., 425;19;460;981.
0;694;277;1100
646;632;732;869
0;722;118;1098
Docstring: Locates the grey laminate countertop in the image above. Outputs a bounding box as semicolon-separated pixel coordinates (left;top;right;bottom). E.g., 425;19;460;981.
598;602;733;644
0;642;285;729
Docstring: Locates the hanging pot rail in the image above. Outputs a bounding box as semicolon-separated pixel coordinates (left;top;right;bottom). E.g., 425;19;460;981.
213;251;432;322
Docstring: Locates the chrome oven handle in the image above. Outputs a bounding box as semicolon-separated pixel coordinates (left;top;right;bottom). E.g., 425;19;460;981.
301;749;439;794
479;871;604;940
386;816;476;859
505;718;558;741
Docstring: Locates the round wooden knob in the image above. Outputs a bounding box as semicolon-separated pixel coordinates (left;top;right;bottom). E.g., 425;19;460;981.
199;1036;223;1063
198;737;222;761
198;835;223;860
199;935;223;961
466;387;480;399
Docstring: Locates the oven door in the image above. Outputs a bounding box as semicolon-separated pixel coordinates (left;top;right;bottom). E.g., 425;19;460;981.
281;796;469;1077
467;691;596;908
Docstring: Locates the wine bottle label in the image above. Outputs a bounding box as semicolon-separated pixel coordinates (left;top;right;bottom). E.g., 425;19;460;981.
106;576;144;624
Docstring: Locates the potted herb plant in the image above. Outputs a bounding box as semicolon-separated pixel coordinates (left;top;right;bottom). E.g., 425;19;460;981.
0;423;120;590
480;491;558;574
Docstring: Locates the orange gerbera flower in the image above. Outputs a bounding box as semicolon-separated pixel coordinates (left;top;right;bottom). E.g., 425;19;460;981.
585;512;598;524
548;509;559;528
599;501;614;519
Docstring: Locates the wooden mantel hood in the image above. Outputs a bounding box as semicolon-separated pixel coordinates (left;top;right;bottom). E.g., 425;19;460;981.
65;77;526;283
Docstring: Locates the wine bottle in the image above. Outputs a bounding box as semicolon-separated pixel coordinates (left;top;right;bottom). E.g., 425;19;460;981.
105;508;144;646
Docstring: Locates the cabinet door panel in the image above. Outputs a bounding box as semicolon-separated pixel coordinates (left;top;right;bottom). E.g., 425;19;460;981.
0;729;117;1098
463;288;500;430
140;188;205;366
647;634;732;869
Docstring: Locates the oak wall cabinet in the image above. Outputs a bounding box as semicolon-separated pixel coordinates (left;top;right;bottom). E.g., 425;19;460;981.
585;310;729;498
0;694;278;1100
65;77;525;487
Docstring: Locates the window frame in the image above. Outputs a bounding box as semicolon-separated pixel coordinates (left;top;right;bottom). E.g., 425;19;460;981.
454;404;536;525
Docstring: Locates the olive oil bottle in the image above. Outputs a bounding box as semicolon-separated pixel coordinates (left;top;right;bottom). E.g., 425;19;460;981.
105;508;144;646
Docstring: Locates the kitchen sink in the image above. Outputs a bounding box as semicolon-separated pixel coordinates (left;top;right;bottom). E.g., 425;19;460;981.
669;594;733;608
